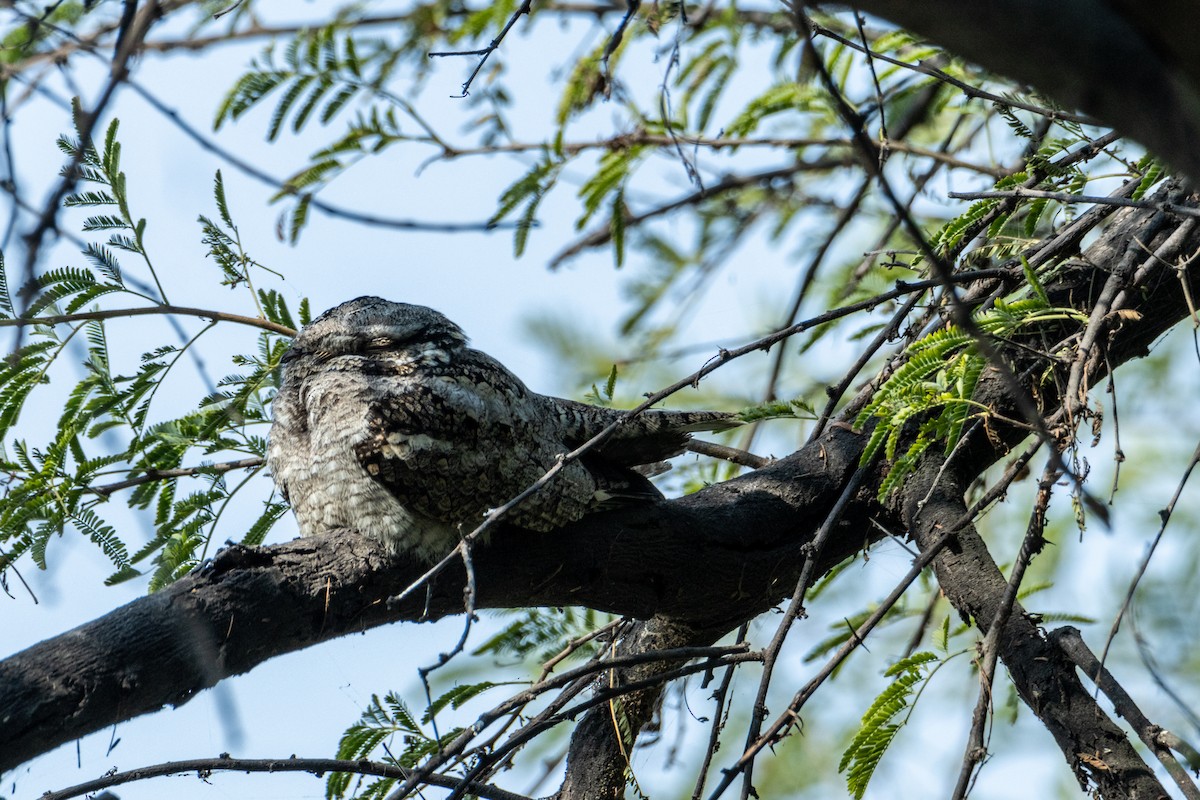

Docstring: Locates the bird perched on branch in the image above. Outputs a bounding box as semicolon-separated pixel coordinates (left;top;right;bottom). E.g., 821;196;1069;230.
267;297;738;561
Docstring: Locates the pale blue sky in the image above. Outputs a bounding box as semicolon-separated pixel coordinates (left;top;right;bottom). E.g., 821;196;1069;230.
5;4;1199;800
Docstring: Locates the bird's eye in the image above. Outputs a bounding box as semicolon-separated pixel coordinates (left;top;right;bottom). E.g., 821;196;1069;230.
363;337;394;351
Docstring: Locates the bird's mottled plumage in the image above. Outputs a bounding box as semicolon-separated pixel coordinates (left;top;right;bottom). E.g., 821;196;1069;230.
268;297;737;560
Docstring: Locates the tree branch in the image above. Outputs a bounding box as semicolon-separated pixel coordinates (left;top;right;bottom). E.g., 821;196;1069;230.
0;427;864;775
836;0;1200;179
43;756;534;800
4;186;1200;800
0;305;296;336
1052;627;1200;800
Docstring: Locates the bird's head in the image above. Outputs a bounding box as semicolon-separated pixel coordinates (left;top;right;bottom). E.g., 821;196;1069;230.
282;297;468;370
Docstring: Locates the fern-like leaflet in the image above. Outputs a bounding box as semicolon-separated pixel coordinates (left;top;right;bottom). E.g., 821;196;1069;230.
839;652;942;799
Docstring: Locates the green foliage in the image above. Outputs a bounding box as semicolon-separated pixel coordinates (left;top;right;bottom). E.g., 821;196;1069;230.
577;148;646;234
725;82;825;138
490;157;564;257
0;1;88;65
839;652;941;799
856;269;1087;500
676;34;737;131
326;689;490;800
556;38;630;127
0;121;299;589
736;397;816;423
584;364;619;406
199;171;284;310
58;110;165;304
215;25;370;139
803;599;923;664
215;24;428;241
475;607;613;664
1131;154;1165;201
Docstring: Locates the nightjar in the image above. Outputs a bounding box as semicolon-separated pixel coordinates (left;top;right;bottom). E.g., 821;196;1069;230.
267;297;737;561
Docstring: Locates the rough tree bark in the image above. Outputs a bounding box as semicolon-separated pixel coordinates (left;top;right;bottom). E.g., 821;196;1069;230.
555;182;1200;800
4;184;1199;800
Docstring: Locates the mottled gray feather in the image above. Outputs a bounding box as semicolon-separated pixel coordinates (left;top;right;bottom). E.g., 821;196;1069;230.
267;296;737;561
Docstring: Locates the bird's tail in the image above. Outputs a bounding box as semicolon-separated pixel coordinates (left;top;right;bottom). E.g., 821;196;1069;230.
550;397;740;466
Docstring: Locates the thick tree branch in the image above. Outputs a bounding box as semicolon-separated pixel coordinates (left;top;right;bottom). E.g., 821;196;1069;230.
839;0;1200;180
0;428;865;774
908;479;1164;798
1053;627;1200;800
4;187;1200;800
559;619;717;800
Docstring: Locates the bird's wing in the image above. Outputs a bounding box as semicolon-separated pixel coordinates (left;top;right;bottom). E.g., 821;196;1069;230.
351;361;546;527
548;397;739;467
353;356;665;532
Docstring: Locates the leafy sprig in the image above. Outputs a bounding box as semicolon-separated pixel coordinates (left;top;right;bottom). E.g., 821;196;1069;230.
839;652;943;799
326;689;496;800
0;118;302;589
856;266;1086;500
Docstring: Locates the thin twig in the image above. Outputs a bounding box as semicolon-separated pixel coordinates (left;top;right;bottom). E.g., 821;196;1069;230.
948;189;1200;220
855;13;887;157
419;532;479;746
901;584;942;658
90;457;264;497
0;305;295;336
691;623;749;800
655;9;701;190
0;541;38;603
41;756;532;800
439;133;1011;176
1053;627;1200;800
428;0;533;97
684;439;770;469
550;161;853;267
600;0;639;81
950;461;1057;799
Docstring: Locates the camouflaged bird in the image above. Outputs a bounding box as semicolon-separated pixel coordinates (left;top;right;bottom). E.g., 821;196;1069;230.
267;297;738;561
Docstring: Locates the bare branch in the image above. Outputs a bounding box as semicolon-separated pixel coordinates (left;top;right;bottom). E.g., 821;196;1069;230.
951;461;1056;799
90;458;265;498
948;188;1200;219
1053;627;1200;800
42;756;533;800
428;0;533;97
0;305;295;336
684;439;770;469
